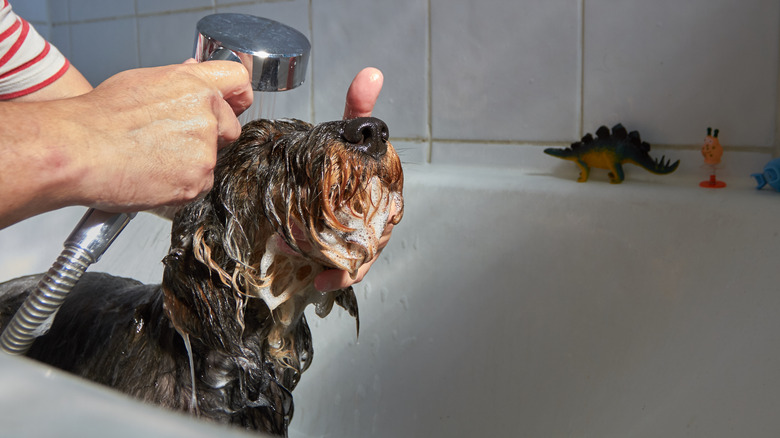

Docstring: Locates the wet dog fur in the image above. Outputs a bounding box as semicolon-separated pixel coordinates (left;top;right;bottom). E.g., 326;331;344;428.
0;117;403;436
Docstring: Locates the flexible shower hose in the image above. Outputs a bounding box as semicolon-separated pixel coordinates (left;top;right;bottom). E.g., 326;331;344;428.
0;209;134;355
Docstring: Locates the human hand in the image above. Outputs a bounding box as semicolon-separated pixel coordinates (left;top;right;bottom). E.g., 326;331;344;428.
314;67;394;292
68;61;252;212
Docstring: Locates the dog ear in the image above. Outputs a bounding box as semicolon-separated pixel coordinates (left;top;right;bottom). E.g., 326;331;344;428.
160;120;305;348
162;199;252;352
335;286;360;338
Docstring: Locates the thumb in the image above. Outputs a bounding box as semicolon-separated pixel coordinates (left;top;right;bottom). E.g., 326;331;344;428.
186;60;254;115
344;67;384;119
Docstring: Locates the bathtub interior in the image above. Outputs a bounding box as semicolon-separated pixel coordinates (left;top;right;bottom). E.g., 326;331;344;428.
0;354;259;437
3;157;780;437
291;162;780;437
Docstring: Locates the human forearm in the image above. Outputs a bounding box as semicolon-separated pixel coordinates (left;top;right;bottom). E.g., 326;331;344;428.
0;61;252;229
0;99;86;227
0;66;96;227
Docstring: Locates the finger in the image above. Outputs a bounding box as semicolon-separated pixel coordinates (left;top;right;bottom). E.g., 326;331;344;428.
214;97;242;149
314;269;344;292
187;60;254;115
379;222;394;247
289;221;314;252
343;67;383;119
314;266;368;292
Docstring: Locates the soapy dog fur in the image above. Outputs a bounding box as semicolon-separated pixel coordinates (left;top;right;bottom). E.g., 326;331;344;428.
0;117;403;436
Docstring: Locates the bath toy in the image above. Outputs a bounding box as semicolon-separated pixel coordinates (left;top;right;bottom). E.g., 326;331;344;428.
751;158;780;191
0;117;404;436
699;127;726;188
544;123;679;183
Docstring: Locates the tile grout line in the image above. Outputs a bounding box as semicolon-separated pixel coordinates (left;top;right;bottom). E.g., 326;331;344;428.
775;4;780;158
308;0;314;122
134;0;141;68
426;0;433;164
578;0;585;139
66;0;73;63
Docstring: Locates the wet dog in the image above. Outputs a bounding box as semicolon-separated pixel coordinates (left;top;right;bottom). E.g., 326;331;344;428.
0;117;403;436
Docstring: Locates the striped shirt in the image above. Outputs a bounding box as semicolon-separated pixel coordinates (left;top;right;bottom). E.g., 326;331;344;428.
0;0;69;99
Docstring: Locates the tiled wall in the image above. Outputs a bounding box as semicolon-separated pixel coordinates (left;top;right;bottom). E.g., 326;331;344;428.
12;0;780;169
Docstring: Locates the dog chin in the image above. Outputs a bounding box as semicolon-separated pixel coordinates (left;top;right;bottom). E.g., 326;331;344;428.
306;177;403;278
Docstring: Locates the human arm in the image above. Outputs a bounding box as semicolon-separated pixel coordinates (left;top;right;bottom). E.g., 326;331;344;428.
9;63;93;101
0;61;252;229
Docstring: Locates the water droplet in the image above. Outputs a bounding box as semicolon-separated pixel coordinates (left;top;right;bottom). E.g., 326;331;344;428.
400;335;417;348
372;374;382;393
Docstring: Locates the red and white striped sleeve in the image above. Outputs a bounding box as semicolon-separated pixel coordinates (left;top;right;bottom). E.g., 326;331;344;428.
0;0;69;100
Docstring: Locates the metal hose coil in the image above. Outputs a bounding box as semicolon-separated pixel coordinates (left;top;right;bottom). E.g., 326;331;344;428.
0;245;94;354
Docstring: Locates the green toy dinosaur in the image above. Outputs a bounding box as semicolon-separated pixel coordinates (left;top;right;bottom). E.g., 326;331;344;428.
544;123;679;183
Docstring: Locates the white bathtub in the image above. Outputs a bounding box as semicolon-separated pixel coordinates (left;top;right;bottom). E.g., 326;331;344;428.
3;160;780;437
291;163;780;437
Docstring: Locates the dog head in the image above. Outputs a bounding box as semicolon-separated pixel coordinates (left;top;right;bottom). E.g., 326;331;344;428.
161;117;403;354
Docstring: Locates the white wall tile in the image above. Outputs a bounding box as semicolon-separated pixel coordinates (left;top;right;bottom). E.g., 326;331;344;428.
47;0;69;24
69;18;138;85
49;24;70;58
138;11;207;67
391;140;429;167
583;0;780;148
8;0;48;23
137;0;213;16
32;22;50;39
312;0;428;134
217;1;311;121
17;0;780;169
431;0;580;142
69;0;134;22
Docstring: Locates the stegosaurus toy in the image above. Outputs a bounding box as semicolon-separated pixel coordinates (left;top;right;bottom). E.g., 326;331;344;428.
544;123;679;183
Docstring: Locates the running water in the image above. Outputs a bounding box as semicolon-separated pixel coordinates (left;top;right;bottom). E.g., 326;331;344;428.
179;90;274;415
238;91;276;125
181;332;200;415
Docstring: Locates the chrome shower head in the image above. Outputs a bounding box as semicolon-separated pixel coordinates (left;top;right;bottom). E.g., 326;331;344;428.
195;13;310;92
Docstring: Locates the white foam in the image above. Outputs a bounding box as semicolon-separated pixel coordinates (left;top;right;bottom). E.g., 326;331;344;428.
316;177;402;276
247;177;402;334
252;237;295;311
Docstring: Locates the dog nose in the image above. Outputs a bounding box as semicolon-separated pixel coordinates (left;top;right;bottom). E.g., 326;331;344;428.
341;117;389;159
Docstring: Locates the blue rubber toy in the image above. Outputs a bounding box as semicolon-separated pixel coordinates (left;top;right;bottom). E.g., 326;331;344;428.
752;158;780;191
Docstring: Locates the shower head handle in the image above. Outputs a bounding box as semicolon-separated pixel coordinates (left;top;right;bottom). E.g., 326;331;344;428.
195;13;310;92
